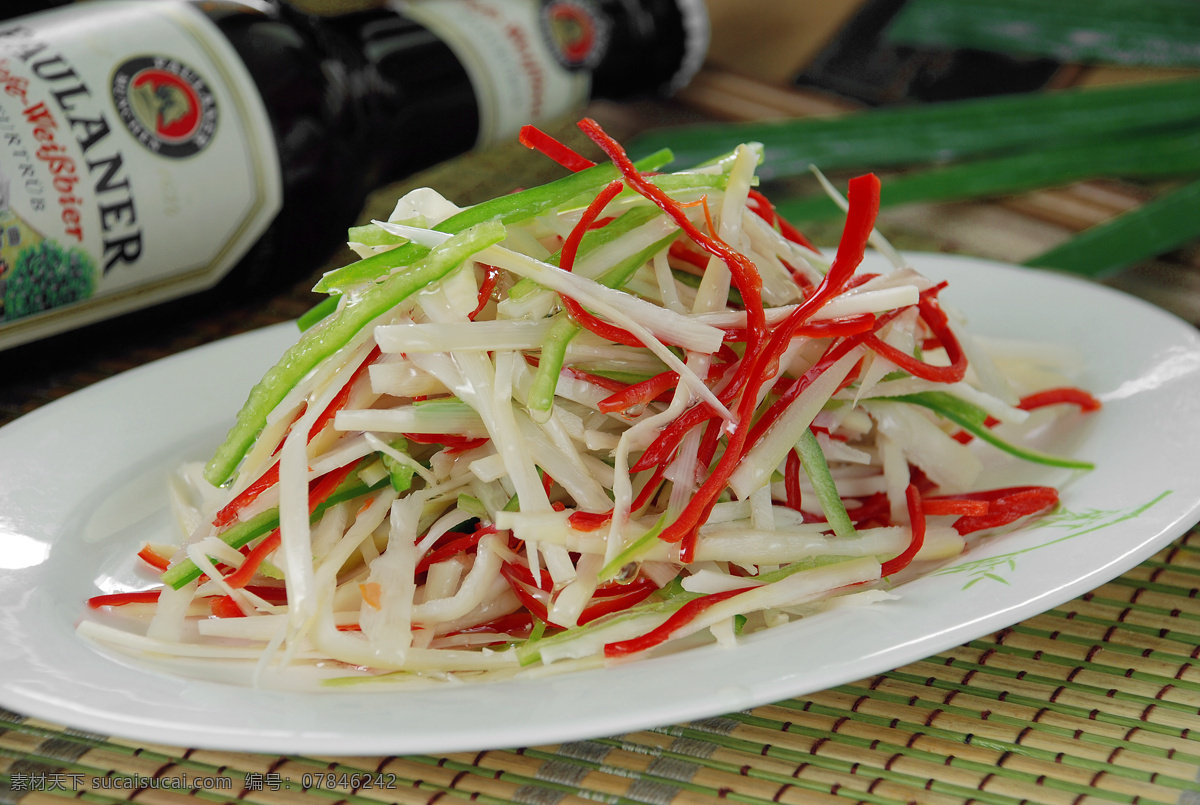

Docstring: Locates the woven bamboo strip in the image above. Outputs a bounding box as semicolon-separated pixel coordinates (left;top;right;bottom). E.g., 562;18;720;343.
864;677;1195;768
878;661;1199;745
600;733;881;804
602;731;974;805
1026;610;1200;659
822;681;1200;777
798;688;1199;783
0;714;512;805
653;720;1032;804
934;644;1200;727
1065;589;1200;633
742;702;1193;802
974;629;1200;694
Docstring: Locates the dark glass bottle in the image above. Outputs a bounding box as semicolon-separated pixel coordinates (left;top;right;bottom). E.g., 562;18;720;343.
0;0;707;349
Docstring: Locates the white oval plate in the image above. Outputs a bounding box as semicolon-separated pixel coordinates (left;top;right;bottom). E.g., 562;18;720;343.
2;253;1199;756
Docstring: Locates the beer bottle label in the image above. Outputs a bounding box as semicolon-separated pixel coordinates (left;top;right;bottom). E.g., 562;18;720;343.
396;0;592;146
0;1;281;348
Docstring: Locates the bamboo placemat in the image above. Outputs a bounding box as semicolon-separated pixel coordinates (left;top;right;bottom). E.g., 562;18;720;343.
1;528;1199;804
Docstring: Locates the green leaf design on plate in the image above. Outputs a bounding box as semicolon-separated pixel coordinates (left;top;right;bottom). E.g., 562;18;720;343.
936;491;1173;589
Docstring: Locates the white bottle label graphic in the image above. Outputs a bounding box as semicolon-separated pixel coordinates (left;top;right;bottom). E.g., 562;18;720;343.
397;0;592;146
0;1;281;349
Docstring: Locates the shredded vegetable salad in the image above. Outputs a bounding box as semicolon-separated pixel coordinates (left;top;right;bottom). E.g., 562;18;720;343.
81;120;1100;686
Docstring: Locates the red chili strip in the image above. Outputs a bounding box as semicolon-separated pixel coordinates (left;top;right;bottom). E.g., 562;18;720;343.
782;259;815;292
403;432;484;446
950;486;1059;535
863;326;964;383
444;437;490;455
563;366;630;394
244;584;288;605
631;461;670;512
598;370;679;414
306;458;363;514
880;484;926;577
1018;387;1102;412
568;510;612;531
746;188;777;227
921;498;990;517
211;461;279;529
502;558;554;593
519;124;596;172
223;529;281;589
578;578;658;625
415;532;483;576
561;180;624;273
603;587;747;658
500;561;558;627
693;417;723;483
741;303;907;456
629;402;716;473
668;240;710;272
210;595;247;618
469;264;502;321
559;293;645;348
87;590;162;608
784;448;804;513
849;492;890;529
137;545;171;572
721;313;875;343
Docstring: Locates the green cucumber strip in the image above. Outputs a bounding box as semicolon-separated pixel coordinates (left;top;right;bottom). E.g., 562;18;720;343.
381;437;415;493
527;314;583;414
753;554;864;584
564;169;735;212
313;149;674;294
347;223;411;247
598;513;669;583
456;493;488;521
886;0;1200;69
161;476;390;589
796;428;857;539
574;368;661;386
891;391;1096;470
205;221;508;486
631;78;1200;180
297;295;338;331
1025;176;1200;277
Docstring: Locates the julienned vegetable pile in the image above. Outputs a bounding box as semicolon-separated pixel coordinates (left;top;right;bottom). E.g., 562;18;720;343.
81;119;1100;684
